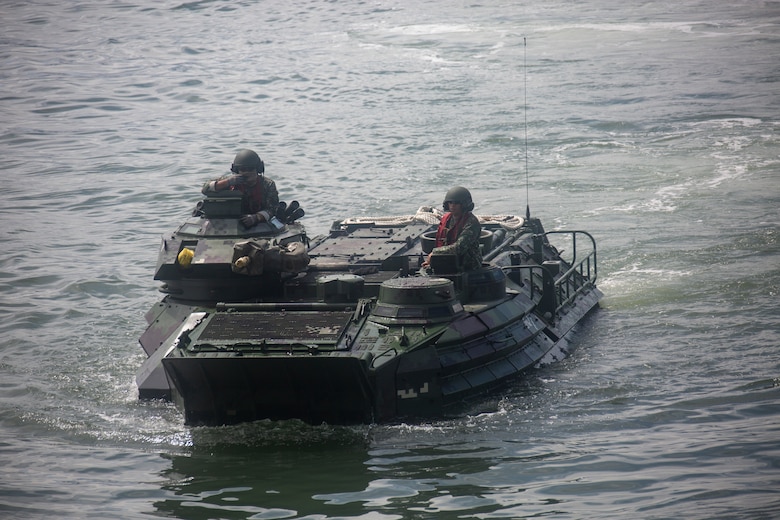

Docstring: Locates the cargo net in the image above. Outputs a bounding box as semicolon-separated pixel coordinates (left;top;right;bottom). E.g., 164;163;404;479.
340;206;525;230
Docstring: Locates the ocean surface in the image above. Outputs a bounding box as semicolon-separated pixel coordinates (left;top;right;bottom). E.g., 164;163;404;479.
1;0;779;518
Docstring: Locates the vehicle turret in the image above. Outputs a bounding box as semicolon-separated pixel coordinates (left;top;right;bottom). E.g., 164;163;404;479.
154;192;308;302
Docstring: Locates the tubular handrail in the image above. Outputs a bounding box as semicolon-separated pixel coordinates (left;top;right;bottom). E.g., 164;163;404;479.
500;264;548;302
543;230;598;284
544;231;598;311
501;230;598;314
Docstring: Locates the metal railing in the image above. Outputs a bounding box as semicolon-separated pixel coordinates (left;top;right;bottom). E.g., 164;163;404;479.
501;230;598;316
544;230;598;311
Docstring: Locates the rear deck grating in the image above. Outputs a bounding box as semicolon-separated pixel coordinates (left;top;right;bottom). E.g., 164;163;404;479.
201;311;353;341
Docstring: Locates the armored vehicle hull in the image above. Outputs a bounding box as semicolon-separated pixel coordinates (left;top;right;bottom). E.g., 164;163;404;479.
137;194;602;426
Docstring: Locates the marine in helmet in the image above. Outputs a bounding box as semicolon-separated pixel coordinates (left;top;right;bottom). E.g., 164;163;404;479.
202;149;280;228
422;186;482;271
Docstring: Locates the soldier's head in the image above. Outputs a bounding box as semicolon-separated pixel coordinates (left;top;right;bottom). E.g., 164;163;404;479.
230;149;265;185
442;186;474;214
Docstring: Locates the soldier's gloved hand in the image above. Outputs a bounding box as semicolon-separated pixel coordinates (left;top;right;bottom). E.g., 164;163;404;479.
240;213;260;228
227;175;246;187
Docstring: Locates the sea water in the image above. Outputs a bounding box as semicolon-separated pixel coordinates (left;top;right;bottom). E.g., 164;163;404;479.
1;1;778;518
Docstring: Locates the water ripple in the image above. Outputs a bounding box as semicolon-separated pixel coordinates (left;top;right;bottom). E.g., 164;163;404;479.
1;1;779;518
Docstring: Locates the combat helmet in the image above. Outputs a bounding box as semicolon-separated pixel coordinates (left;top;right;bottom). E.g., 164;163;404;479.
443;186;474;212
231;149;265;174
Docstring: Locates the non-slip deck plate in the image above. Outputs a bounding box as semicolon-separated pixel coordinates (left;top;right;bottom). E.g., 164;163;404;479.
200;311;353;342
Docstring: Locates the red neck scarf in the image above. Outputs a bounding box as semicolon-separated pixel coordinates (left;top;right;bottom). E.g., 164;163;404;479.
435;212;470;247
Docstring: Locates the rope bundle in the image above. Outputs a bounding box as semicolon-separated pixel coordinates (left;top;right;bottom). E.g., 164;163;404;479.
340;206;525;230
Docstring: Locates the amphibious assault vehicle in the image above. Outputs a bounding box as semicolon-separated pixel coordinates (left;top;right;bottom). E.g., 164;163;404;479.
136;190;601;426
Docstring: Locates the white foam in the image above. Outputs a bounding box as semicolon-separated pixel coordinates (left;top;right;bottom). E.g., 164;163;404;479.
387;24;476;36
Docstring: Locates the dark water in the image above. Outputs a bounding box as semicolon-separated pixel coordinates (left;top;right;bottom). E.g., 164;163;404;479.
2;1;779;518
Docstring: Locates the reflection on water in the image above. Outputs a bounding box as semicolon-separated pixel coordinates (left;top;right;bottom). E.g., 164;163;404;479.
155;422;370;518
149;377;780;518
156;421;508;519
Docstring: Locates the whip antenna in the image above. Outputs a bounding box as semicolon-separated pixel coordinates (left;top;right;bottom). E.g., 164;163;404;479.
523;37;530;220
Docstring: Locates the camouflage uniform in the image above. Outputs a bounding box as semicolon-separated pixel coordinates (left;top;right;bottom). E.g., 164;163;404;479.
431;211;482;271
202;175;279;220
